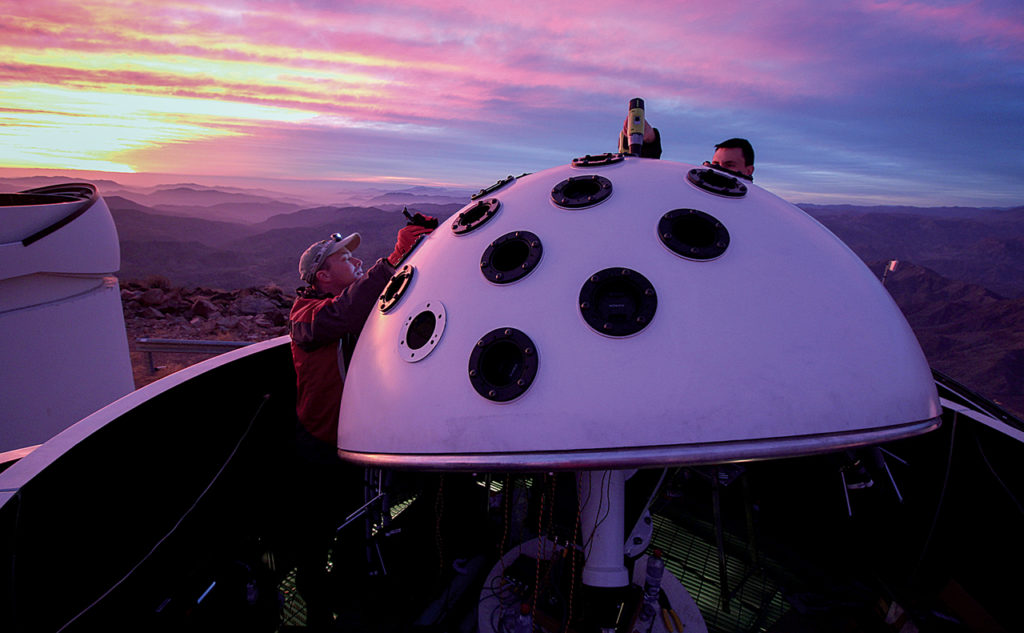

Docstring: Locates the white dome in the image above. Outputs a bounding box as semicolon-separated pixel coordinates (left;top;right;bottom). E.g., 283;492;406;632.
338;156;940;469
1;183;133;452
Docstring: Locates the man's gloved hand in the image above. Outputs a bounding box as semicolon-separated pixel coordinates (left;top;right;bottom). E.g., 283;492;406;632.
405;211;439;229
387;224;433;266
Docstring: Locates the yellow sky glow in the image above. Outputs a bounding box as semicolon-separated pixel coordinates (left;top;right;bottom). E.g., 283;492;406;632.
0;16;419;174
3;47;392;96
0;84;319;172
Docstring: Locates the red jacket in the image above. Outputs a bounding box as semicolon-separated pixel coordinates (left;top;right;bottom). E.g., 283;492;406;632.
289;258;394;445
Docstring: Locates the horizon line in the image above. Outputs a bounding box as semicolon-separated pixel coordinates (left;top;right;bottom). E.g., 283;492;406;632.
1;167;1021;211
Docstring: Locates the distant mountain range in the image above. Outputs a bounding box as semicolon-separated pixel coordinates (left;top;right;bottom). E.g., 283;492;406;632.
107;193;466;290
869;260;1024;417
0;175;472;223
4;176;1021;418
801;204;1024;298
100;188;1024;300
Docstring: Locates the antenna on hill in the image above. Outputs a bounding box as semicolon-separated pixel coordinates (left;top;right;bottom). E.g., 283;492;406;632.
881;259;899;286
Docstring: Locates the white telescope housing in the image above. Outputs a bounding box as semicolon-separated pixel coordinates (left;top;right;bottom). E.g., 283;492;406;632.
338;156;941;470
0;183;134;453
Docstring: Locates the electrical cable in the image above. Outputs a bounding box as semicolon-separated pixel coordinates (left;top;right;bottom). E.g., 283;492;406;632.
642;468;669;516
53;393;271;633
563;499;582;633
914;412;957;579
533;474;547;626
498;474;512;578
548;474;558;543
580;471;609;555
539;477;562;612
973;429;1024;515
435;474;445;576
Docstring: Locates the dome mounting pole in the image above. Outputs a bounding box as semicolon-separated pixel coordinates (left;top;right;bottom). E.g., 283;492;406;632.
578;469;629;588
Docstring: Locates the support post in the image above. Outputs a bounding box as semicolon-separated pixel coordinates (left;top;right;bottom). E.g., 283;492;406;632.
577;469;629;588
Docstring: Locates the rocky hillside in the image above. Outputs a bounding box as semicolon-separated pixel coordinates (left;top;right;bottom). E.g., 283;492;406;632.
873;260;1024;418
121;276;293;388
807;206;1024;299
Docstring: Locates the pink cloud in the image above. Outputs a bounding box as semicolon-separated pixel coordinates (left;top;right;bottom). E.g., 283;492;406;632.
859;0;1024;56
5;0;843;120
6;0;1021;201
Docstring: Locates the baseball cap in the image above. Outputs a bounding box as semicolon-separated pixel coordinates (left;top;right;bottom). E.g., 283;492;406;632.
299;232;361;284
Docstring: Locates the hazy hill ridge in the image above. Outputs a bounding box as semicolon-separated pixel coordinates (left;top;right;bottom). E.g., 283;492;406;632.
99;188;1024;419
6;176;1021;416
803;205;1024;299
868;261;1024;417
107;191;1024;299
112;197;415;290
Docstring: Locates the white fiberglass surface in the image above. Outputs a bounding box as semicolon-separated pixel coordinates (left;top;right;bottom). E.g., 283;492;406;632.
339;158;939;466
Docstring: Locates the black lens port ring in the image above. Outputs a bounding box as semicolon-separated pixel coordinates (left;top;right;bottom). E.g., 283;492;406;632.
658;209;730;260
579;267;657;337
468;327;539;402
480;231;543;284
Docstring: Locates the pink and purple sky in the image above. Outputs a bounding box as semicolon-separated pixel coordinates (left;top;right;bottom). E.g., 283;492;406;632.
2;0;1022;206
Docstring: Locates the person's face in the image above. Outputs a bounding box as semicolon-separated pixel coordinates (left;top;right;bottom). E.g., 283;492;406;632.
316;251;363;293
711;147;753;177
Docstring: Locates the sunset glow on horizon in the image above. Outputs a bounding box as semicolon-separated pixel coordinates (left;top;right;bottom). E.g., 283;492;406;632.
3;0;1022;205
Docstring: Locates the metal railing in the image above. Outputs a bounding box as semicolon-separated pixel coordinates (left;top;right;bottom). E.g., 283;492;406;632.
135;337;252;373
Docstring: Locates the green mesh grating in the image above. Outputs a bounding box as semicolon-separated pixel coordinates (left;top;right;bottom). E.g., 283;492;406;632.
649;513;790;633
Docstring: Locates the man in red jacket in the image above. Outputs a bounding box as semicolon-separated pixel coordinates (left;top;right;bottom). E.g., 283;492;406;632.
291;222;432;453
288;217;433;627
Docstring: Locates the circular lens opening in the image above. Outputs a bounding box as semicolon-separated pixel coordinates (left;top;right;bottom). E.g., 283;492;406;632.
562;178;602;200
468;327;538;402
406;310;436;350
458;204;488;226
452;198;501;234
671;213;717;249
686;168;747;198
379;265;414;313
658;209;729;261
491;239;530;273
480;341;524;387
703;170;733;189
382;280;401;302
480;231;543;285
398;300;446;363
592;278;641;325
579;268;657;337
551;175;613;209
